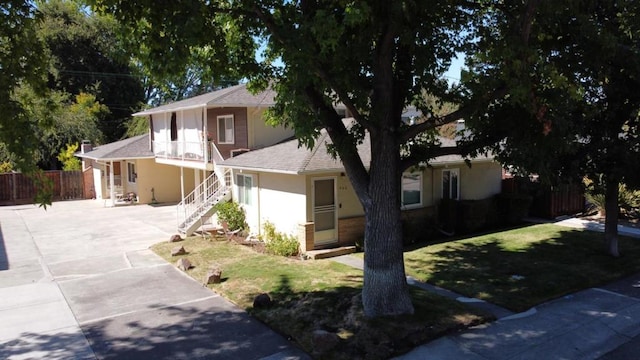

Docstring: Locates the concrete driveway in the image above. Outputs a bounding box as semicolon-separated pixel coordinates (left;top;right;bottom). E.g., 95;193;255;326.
0;200;307;359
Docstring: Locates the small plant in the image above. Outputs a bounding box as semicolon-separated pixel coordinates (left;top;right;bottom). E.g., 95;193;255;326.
262;220;299;257
216;201;247;231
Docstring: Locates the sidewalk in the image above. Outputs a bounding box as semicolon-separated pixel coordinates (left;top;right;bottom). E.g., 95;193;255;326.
333;219;640;359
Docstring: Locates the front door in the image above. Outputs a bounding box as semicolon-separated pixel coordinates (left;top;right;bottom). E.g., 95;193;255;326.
313;178;338;246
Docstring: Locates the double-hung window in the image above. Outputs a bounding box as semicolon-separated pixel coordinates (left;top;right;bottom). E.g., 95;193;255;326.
401;172;422;207
217;115;235;144
236;174;253;205
442;169;460;200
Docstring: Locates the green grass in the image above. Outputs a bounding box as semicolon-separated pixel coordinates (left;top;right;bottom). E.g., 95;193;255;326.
152;237;491;359
403;223;640;312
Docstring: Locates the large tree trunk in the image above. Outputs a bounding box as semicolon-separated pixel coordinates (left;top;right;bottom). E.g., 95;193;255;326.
604;177;620;257
361;130;414;317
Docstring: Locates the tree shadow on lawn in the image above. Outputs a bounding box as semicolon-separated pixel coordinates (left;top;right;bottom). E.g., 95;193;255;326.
404;224;640;312
250;274;490;360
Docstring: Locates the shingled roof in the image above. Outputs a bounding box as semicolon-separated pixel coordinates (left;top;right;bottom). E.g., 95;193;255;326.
75;134;154;161
132;84;276;116
220;127;492;174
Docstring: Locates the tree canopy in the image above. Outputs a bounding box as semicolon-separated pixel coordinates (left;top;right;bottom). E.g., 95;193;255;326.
463;0;640;256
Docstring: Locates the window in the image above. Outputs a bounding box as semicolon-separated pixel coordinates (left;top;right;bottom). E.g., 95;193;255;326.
236;174;252;205
401;172;422;207
217;115;234;144
442;169;459;200
127;162;136;183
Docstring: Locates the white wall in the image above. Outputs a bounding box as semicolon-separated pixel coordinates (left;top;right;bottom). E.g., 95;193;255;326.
247;108;295;149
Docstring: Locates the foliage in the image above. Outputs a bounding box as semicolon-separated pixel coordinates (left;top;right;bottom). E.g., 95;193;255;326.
262;221;299;257
57;143;81;171
585;180;640;217
36;0;145;142
215;201;247;231
14;86;104;170
0;162;13;173
0;1;51;206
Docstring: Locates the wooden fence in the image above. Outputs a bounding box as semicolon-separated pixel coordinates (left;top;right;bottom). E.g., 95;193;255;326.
0;170;89;205
502;178;585;219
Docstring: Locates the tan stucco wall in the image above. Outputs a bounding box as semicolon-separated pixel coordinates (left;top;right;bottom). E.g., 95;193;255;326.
247;108;294;149
432;161;503;201
234;170;306;236
136;159;195;204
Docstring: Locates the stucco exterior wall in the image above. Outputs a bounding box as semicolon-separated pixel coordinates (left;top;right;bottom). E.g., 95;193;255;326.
432;161;502;201
136;159;195;204
247;108;295;149
235;170;306;236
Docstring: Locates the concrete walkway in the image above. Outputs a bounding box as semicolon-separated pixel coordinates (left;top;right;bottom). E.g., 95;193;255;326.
333;218;640;359
0;200;308;360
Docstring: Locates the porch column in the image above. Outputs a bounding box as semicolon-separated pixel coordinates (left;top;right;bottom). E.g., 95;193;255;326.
194;168;201;200
203;107;209;164
180;166;185;202
109;160;115;207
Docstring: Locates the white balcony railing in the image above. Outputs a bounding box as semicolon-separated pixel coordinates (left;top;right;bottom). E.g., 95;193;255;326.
153;141;224;165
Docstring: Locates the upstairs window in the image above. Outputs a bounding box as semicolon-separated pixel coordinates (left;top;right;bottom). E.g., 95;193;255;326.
217;115;235;144
401;172;422;208
442;169;460;200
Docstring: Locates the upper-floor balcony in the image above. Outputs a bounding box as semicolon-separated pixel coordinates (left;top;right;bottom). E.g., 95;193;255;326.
153;140;225;170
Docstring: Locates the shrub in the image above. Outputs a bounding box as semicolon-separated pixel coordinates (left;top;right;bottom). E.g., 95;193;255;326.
262;220;299;257
216;201;247;231
586;183;640;217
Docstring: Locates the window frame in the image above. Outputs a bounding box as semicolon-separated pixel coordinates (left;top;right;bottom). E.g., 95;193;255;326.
127;162;136;184
236;173;253;206
217;115;235;144
442;168;460;201
401;171;423;208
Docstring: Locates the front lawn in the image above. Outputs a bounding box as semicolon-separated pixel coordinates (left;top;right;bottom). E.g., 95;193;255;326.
152;237;491;359
404;223;640;312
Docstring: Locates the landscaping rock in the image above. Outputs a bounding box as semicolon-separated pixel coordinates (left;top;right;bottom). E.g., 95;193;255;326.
176;258;192;271
203;268;223;284
171;246;187;256
169;234;183;243
312;329;339;354
253;293;272;308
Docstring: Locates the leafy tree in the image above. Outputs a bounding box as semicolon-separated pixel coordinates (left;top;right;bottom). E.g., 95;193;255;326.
13;86;105;170
57;143;81;171
36;0;144;142
463;0;640;257
92;0;544;317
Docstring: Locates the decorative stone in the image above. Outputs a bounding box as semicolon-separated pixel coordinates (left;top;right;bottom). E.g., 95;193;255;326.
312;329;339;353
169;234;183;243
253;293;272;308
203;268;223;284
171;246;186;256
176;258;192;271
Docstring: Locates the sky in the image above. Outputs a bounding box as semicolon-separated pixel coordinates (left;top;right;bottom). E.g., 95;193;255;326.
444;53;466;85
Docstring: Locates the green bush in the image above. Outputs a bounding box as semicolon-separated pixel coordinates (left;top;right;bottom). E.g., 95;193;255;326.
586;183;640;217
262;220;299;257
215;201;247;231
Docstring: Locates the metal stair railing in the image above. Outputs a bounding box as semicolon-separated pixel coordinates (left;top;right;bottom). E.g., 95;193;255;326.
177;168;231;234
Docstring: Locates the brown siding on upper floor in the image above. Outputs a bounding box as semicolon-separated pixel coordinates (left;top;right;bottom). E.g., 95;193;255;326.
207;107;248;159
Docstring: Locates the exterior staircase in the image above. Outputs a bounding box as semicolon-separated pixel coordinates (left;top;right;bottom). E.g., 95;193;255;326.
177;169;231;236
